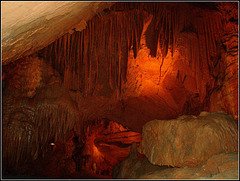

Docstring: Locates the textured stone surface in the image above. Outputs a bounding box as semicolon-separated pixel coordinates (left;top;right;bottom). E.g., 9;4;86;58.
18;120;141;178
2;55;79;172
139;111;238;168
2;1;114;64
139;153;239;179
113;142;170;179
215;2;238;120
114;144;238;179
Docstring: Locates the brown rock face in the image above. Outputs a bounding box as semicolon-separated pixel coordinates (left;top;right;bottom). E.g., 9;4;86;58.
113;142;170;179
211;2;239;120
138;153;238;179
139;111;238;168
114;143;238;179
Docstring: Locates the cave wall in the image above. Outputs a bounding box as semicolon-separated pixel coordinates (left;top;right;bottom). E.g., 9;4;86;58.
33;2;237;130
2;2;238;173
208;2;238;120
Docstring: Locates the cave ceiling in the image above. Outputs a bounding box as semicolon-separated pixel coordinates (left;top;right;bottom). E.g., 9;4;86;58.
1;1;114;65
1;2;225;65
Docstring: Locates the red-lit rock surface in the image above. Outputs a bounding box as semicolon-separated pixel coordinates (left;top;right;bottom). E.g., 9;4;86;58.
76;119;141;176
16;119;141;178
139;111;238;168
209;2;239;120
114;143;238;179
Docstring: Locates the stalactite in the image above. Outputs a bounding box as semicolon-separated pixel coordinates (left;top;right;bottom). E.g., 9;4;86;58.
3;107;37;168
173;7;177;55
57;37;62;71
189;39;192;66
206;14;213;58
31;2;225;119
72;32;76;74
118;16;122;98
83;30;88;96
88;21;94;94
109;17;113;91
169;9;173;56
76;32;80;91
203;19;210;72
210;14;217;53
63;34;67;77
79;32;83;92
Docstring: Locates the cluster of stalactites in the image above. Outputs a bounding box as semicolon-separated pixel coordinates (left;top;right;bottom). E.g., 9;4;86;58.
39;8;144;98
146;3;223;65
2;105;36;169
39;3;224;98
2;104;77;170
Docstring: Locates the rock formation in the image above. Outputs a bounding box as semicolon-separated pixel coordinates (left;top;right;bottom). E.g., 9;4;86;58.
2;2;114;64
114;112;238;179
21;120;141;178
139;111;238;168
2;2;238;179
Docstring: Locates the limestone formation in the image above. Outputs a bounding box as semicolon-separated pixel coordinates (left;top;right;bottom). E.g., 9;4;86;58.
2;2;114;64
114;144;238;179
139;111;238;168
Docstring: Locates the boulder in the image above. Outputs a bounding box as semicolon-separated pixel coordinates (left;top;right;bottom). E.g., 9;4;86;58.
138;153;238;179
114;144;238;179
113;142;170;179
139;111;238;167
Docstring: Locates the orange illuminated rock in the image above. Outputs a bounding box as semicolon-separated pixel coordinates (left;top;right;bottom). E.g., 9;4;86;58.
77;119;142;176
139;111;238;168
